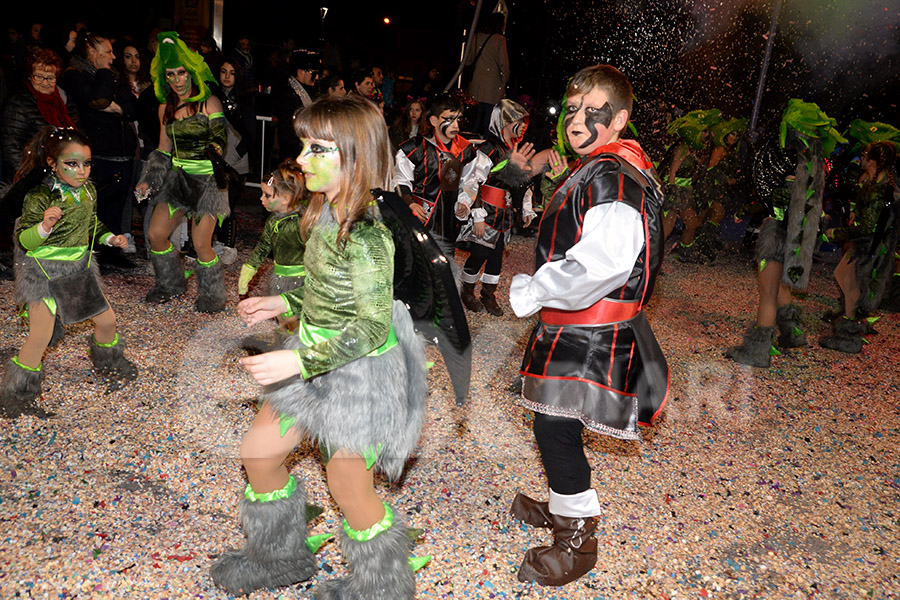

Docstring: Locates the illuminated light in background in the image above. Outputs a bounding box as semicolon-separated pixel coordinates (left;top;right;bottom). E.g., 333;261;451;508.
383;17;391;24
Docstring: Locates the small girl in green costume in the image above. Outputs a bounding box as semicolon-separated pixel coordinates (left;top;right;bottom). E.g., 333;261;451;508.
0;127;138;418
211;95;428;598
238;160;310;322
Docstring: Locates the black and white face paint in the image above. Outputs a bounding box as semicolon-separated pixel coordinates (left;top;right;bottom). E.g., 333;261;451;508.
564;89;620;156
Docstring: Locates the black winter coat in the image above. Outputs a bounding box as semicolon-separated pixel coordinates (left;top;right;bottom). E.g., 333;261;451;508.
60;61;137;159
0;88;78;182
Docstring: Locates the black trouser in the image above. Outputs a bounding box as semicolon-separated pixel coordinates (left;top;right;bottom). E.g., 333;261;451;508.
533;413;591;495
215;174;245;247
462;233;505;279
92;158;134;235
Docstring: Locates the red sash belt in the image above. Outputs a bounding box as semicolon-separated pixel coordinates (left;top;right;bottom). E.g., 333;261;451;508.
540;299;641;326
479;184;507;209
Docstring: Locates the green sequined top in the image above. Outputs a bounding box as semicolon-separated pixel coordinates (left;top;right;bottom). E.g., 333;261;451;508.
282;207;395;379
166;111;227;172
831;177;893;243
246;211;305;269
16;176;112;254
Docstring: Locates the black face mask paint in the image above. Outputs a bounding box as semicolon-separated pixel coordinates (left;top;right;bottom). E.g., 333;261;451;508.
578;102;614;149
563;97;584;133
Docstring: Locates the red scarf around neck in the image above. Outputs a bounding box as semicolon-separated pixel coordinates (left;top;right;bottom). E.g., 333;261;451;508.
26;80;75;128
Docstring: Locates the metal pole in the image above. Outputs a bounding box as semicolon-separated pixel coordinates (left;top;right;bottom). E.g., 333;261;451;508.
749;0;784;141
212;0;224;52
443;0;483;92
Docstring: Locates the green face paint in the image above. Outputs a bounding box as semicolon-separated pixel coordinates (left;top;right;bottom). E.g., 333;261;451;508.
53;144;92;188
259;181;290;213
297;138;342;200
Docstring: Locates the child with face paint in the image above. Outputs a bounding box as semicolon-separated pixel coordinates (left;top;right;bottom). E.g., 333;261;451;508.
0;127;138;418
238;160;310;331
395;93;481;261
508;65;669;587
456;99;538;316
136;31;229;313
211;95;428;597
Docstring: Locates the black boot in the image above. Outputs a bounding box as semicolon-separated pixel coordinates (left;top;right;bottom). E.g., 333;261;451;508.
211;476;322;595
0;358;47;418
460;280;483;313
880;275;900;312
480;283;503;317
726;325;775;368
517;514;598;586
775;303;807;348
819;317;864;354
89;334;138;384
145;246;186;304
316;504;417;599
195;256;226;313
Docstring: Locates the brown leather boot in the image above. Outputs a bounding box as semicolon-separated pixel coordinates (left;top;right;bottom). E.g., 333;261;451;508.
510;493;552;528
480;283;504;316
517;514;598;586
460;281;483;312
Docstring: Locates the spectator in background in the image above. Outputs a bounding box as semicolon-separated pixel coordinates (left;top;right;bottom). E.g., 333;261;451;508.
321;73;345;97
389;97;425;148
200;36;223;77
229;34;256;93
411;65;440;100
349;68;374;98
62;30;138;269
273;48;321;162
2;48;77;183
466;12;509;136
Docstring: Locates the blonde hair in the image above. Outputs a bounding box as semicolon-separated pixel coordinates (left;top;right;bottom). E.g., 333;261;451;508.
293;95;394;244
264;159;310;211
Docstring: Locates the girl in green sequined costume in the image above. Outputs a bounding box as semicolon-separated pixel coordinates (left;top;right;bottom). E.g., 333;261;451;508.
238;160;310;327
1;127;137;418
135;32;228;313
211;95;428;598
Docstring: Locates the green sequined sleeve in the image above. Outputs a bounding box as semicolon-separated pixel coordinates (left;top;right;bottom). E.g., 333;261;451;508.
246;214;277;269
296;223;395;379
16;186;52;249
831;179;889;242
209;114;227;155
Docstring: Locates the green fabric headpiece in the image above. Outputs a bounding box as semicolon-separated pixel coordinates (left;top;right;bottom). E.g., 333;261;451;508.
667;109;723;150
710;117;748;148
150;31;215;104
844;119;900;152
778;99;846;155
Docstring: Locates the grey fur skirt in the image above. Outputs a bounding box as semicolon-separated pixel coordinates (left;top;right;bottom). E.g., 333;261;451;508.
150;168;230;219
14;245;104;308
267;273;305;296
261;300;427;481
755;217;787;265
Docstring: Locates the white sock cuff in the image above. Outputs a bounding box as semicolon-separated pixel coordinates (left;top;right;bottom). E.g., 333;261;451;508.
548;488;601;518
480;273;500;285
460;270;481;284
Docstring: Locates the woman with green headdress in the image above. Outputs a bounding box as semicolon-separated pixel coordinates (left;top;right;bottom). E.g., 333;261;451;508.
727;99;845;368
660;109;721;262
135;31;228;313
693;117;747;261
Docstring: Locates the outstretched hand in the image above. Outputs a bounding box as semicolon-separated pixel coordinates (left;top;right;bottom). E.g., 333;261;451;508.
238;295;288;326
107;235;128;249
546;149;567;179
240;350;301;385
509;142;536;173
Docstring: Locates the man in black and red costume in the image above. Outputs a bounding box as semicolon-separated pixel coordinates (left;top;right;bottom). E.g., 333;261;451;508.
509;64;670;586
395;93;479;260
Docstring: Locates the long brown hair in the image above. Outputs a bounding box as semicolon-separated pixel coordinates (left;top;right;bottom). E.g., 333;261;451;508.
163;82;201;124
293;95;394;244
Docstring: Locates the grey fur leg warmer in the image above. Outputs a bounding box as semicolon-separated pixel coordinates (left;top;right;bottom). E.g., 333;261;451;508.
89;335;138;382
775;304;807;348
145;248;186;304
315;508;415;600
0;359;46;418
195;258;226;313
819;318;864;354
725;325;774;368
211;477;318;595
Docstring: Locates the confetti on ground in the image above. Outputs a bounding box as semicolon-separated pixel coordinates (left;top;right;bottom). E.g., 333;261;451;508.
1;204;898;599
